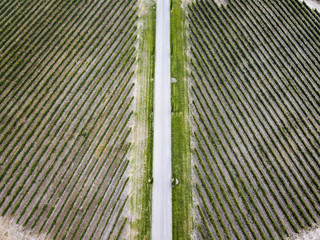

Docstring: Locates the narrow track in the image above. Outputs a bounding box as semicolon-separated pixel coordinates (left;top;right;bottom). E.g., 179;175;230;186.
152;0;172;238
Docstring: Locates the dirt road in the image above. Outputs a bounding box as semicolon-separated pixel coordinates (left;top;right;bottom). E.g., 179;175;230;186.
151;0;172;238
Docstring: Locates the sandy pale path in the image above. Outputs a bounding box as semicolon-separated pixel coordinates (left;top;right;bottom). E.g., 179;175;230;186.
152;0;172;239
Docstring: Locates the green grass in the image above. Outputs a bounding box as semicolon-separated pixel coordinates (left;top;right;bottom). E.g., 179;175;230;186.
171;0;193;239
130;0;156;239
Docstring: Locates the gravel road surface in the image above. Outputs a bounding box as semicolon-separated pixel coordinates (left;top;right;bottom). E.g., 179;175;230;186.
152;0;172;238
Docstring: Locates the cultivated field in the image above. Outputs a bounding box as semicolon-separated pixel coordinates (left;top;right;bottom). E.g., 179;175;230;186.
0;0;145;239
188;0;320;239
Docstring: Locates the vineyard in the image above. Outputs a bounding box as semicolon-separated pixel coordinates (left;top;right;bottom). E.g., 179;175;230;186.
2;0;320;238
0;0;147;238
187;0;320;239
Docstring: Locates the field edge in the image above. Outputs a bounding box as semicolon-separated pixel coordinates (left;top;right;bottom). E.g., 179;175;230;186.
130;0;156;239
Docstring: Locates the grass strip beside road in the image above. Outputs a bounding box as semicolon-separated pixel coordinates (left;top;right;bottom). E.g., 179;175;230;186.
171;0;193;239
130;0;156;239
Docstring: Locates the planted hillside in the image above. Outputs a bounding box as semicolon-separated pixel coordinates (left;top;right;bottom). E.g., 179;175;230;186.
0;0;139;238
188;0;320;239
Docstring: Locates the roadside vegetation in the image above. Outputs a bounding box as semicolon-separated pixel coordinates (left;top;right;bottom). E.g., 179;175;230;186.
130;0;156;239
0;0;147;238
171;0;193;239
188;0;320;239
